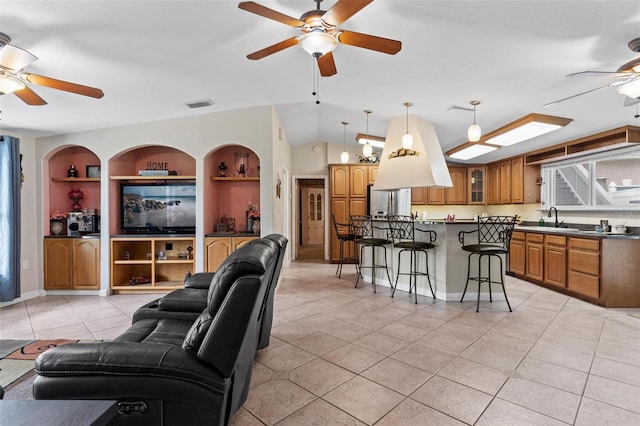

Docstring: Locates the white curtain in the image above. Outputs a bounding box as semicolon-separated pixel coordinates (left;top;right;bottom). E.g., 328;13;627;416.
0;136;21;302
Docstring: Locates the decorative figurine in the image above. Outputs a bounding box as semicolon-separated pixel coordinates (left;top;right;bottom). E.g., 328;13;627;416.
67;164;79;178
218;161;228;177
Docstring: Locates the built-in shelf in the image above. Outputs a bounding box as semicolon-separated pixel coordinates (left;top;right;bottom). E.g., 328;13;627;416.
110;175;196;181
51;177;101;182
211;176;260;181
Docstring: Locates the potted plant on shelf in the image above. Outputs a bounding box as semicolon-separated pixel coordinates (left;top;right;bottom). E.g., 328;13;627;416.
50;211;68;235
246;207;260;234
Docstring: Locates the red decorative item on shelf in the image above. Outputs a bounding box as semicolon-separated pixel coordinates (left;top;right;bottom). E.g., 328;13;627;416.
68;188;84;211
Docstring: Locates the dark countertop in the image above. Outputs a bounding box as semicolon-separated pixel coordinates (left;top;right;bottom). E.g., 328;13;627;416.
205;232;259;237
515;225;640;240
110;233;195;238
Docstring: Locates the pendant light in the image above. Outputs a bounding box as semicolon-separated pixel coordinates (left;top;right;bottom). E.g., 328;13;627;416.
340;121;349;163
468;100;481;142
362;110;373;158
401;102;414;149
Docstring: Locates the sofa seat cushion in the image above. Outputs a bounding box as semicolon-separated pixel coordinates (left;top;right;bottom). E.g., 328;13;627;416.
35;341;227;394
115;318;194;347
157;288;207;313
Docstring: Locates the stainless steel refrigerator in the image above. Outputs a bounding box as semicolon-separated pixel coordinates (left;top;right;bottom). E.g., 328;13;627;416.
367;184;412;218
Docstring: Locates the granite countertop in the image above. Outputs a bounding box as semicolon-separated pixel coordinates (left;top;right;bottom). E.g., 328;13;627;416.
515;225;640;239
205;232;258;237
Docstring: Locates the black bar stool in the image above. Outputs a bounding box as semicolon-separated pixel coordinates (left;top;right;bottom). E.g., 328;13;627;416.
350;215;392;293
387;215;437;303
332;214;358;278
458;215;517;312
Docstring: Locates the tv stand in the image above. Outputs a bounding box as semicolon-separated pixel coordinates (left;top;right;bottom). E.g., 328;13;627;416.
110;235;195;293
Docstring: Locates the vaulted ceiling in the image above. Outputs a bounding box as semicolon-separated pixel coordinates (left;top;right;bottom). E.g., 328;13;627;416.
2;1;640;163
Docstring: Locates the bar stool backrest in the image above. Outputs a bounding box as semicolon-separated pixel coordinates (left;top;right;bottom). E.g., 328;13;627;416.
350;215;375;239
476;215;517;249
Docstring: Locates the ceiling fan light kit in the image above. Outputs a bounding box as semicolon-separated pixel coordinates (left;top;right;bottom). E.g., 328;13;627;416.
617;78;640;99
0;31;104;105
239;0;401;77
0;72;25;94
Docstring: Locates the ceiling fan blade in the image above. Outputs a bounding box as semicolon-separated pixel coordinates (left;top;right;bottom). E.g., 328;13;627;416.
317;52;337;77
543;83;612;107
238;1;305;27
23;73;104;98
338;30;401;55
13;85;47;105
0;44;38;71
568;70;633;78
247;37;298;60
322;0;372;27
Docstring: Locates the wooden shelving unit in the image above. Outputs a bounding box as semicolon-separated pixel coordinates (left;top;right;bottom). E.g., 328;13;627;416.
210;176;260;181
111;236;195;293
51;177;101;182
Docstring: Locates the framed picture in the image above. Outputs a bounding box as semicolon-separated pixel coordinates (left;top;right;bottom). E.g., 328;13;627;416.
86;165;101;178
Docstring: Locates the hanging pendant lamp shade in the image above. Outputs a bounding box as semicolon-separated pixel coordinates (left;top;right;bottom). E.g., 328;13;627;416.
362;110;373;157
468;100;481;142
340;121;349;163
401;102;414;149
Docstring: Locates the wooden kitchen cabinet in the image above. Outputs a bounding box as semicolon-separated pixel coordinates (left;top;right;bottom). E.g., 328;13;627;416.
427;187;445;205
329;164;386;261
446;166;467;205
331;165;349;198
487;162;501;205
468;166;486;205
568;237;600;299
349;165;368;198
544;234;567;288
205;236;258;272
500;160;512;204
44;238;100;290
509;231;526;276
411;187;426;205
525;233;544;281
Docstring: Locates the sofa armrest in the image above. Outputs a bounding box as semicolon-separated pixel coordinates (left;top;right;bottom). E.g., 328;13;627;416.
157;288;207;313
184;272;216;289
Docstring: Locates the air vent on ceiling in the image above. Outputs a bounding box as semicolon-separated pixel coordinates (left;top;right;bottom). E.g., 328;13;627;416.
185;99;215;109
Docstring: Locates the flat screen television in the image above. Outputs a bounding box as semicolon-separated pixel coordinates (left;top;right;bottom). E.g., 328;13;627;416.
121;182;196;234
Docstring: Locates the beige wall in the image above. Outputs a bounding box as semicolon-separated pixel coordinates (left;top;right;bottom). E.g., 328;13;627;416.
18;134;40;298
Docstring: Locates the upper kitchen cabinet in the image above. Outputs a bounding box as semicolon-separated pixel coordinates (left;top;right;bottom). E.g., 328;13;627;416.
331;165;349;198
487;156;540;205
349;165;369;198
468;166;486;205
445;166;467;205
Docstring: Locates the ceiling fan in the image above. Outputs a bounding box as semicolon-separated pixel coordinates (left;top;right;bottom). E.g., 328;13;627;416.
545;37;640;107
238;0;402;77
0;32;104;106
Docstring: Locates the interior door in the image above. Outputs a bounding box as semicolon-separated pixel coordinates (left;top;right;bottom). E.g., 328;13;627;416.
302;188;324;245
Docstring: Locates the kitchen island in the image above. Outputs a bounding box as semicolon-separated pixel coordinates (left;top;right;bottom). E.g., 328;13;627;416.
360;219;509;303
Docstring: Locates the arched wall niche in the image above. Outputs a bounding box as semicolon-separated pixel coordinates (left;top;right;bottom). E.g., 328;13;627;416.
107;144;196;235
204;144;260;235
44;145;101;234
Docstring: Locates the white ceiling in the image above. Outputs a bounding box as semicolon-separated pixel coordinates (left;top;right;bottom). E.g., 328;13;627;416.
2;1;640;163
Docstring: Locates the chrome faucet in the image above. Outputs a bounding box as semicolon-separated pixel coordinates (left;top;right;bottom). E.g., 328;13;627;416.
548;207;564;228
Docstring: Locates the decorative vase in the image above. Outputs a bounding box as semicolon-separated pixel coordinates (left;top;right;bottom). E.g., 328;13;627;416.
252;219;260;235
50;219;65;236
246;216;254;233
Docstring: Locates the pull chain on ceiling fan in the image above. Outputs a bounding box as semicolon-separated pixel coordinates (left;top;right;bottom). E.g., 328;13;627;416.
238;0;402;77
0;32;104;106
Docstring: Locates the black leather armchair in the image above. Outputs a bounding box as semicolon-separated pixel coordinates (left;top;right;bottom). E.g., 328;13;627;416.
33;237;282;426
131;234;287;350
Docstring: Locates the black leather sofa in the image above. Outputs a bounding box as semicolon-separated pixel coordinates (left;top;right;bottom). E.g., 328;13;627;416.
131;234;288;349
33;235;286;426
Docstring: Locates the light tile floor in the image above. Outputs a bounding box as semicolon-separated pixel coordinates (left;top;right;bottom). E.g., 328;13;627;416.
1;260;639;425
